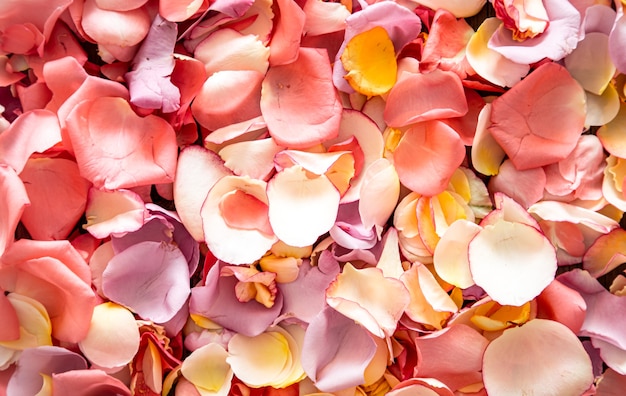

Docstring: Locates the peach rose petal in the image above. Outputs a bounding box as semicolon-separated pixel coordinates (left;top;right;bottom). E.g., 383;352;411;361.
326;263;410;338
393;120;466;196
384;70;468;128
303;0;350;36
585;83;620;127
173;146;232;242
268;0;305;66
402;263;459;329
81;0;150;47
471;103;506;176
261;48;342;148
0;110;61;174
469;220;557;306
191;70;264;131
219;138;283;180
583;228;626;278
0;291;19;342
181;343;233;396
488;62;586;170
160;0;204;22
78;302;140;369
94;0;148;11
0;165;29;256
83;188;146;239
433;219;481;289
65;96;178;190
597;102;626;157
466;18;530;87
565;32;615;95
388;378;454;396
202;176;277;264
359;158;400;231
20;158;90;241
42;56;88;113
488;159;546;208
528;200;619;234
267;166;340;247
536;279;586;334
413;0;486;18
194;29;270;76
482;319;594;395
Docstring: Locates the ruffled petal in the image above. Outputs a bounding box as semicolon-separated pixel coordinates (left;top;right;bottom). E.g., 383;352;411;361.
78;302;140;369
488;62;586;170
482;319;594;395
261;48;342;148
326;263;410;338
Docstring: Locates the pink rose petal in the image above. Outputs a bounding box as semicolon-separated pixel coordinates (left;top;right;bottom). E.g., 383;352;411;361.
610;5;626;74
393;120;466;196
159;0;204;22
65;96;178;189
0;109;61;173
536;279;587;334
261;47;342;148
81;0;150;47
102;241;191;323
488;159;546;208
482;319;594;395
126;14;181;113
301;305;377;392
414;324;489;391
384;70;468;128
488;62;586;170
52;369;131;396
0;165;29;256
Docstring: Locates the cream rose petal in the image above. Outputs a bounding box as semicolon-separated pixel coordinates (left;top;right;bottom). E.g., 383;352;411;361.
181;343;233;396
482;319;594;395
326;263;410;338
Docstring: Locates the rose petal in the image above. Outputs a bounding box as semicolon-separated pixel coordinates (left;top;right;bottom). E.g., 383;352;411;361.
181;343;233;395
469;220;557;306
583;228;626;278
585;83;620;127
301;305;377;392
78;302;140;368
482;319;594;395
488;62;586;170
384;70;468;127
261;47;342;148
159;0;204;22
202;175;277;264
413;0;486;18
303;0;350;36
565;31;615;95
83;188;147;239
174;146;232;242
81;0;150;47
219;138;284;180
536;279;587;334
388;378;454;396
268;0;305;66
51;369;131;396
597;101;626;157
0;165;29;256
102;241;191;323
393;120;466;196
65;96;178;189
267;166;340;247
610;5;626;74
194;29;269;76
20;158;90;240
488;159;546;208
433;219;481;289
466;18;530;87
358;158;400;231
0;110;61;174
326;263;410;338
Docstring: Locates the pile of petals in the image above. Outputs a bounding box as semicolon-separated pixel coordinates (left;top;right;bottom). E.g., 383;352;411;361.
4;0;626;394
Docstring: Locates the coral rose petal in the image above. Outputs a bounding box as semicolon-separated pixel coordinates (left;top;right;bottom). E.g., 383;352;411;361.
488;160;546;208
81;0;150;47
267;166;340;247
536;279;586;334
78;302;140;368
160;0;204;22
269;0;305;66
469;221;557;306
261;48;342;148
0;165;29;256
393;120;466;196
482;319;594;395
384;70;468;127
65;97;177;189
174;146;232;242
488;62;586;170
20;158;90;241
303;0;350;36
301;305;377;392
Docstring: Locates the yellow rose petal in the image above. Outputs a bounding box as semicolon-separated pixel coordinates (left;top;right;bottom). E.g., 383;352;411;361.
341;26;397;97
